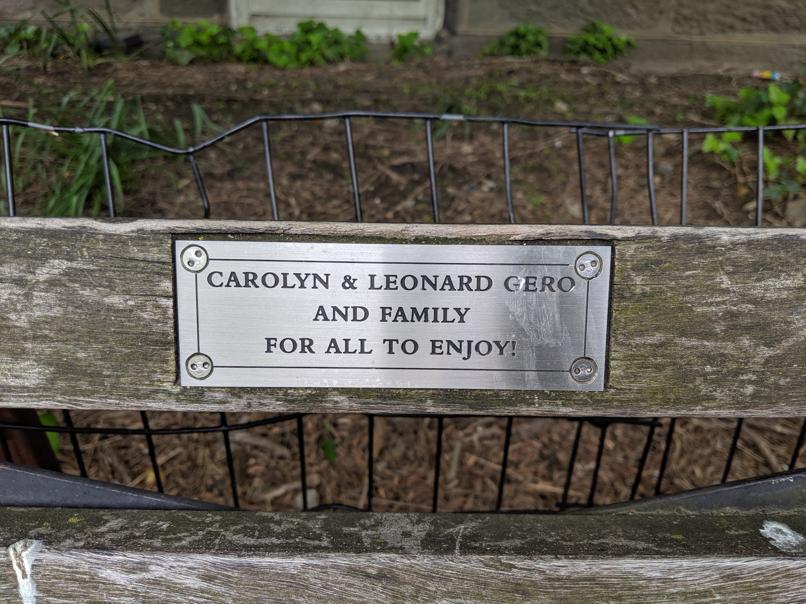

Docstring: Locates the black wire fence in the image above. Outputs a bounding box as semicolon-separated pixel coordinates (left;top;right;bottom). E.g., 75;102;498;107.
0;111;804;511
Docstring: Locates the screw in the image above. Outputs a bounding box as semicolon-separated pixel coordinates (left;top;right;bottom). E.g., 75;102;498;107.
186;352;213;380
575;251;602;280
180;244;209;273
570;357;597;383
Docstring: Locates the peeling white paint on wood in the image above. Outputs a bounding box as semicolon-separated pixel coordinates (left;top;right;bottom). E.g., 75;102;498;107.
7;540;41;604
760;520;806;553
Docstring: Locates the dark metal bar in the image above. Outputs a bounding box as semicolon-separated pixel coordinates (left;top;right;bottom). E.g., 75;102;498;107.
0;413;302;437
366;414;374;511
502;122;515;224
2;124;15;216
630;420;657;501
139;411;164;493
260;120;280;220
607;130;618;225
495;416;514;511
189;154;210;218
646;131;658;225
655;418;676;495
0;430;12;462
756;127;764;226
575;129;589;225
99;132;116;217
219;412;239;508
587;423;608;507
297;415;308;511
789;419;806;471
680;129;689;225
62;411;88;478
560;421;583;508
425;119;440;223
722;418;744;483
343;117;362;222
432;415;443;512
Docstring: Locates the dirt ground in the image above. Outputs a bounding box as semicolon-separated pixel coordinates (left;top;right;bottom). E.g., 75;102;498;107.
1;55;802;510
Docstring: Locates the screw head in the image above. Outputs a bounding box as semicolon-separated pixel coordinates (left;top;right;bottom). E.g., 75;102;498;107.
180;245;209;273
570;357;597;383
186;352;213;380
575;251;602;280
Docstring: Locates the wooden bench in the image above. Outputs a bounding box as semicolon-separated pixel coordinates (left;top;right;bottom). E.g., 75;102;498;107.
1;218;805;602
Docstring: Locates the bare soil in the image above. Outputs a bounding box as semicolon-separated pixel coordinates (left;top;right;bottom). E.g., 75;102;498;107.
1;55;800;510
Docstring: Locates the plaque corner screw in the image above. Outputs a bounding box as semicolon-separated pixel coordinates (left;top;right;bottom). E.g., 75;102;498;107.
575;251;602;280
570;357;597;383
180;244;209;273
186;352;214;380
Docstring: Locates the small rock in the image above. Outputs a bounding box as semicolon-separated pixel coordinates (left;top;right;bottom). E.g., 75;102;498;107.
785;198;806;227
553;99;569;113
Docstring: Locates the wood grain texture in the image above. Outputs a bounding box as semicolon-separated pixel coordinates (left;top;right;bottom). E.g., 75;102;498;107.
0;218;803;415
1;509;805;602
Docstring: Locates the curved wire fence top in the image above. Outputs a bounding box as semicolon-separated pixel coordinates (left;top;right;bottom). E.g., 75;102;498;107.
2;111;805;226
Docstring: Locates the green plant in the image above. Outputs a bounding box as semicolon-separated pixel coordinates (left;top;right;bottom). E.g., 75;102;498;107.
483;24;548;57
161;20;367;68
0;0;122;68
161;20;233;65
701;80;805;207
392;32;432;62
565;21;634;64
1;81;151;216
37;411;61;454
615;115;649;144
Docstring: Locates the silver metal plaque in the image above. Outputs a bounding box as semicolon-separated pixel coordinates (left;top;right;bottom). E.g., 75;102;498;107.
174;241;611;391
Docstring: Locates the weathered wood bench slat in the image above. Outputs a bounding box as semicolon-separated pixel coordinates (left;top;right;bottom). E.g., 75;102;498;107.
1;508;805;602
0;219;803;415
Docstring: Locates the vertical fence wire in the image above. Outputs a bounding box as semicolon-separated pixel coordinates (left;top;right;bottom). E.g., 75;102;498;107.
575;128;589;224
756;127;765;226
680;129;689;225
646;131;658;225
607;130;618;224
495;416;514;511
99;132;116;217
722;418;744;483
655;418;676;495
261;120;280;220
1;124;15;217
140;411;164;493
502;122;515;224
432;416;443;512
343;116;362;222
630;419;657;500
189;154;210;218
297;415;308;511
219;412;240;508
425;119;440;223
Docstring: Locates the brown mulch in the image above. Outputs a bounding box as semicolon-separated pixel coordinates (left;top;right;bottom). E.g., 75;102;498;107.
2;55;800;510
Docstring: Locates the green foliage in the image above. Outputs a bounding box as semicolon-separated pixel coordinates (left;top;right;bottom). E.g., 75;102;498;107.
161;20;368;68
483;24;548;57
1;81;151;216
0;0;121;69
320;420;338;463
702;80;805;207
37;411;61;454
615;115;649;144
564;21;634;64
392;32;432;63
